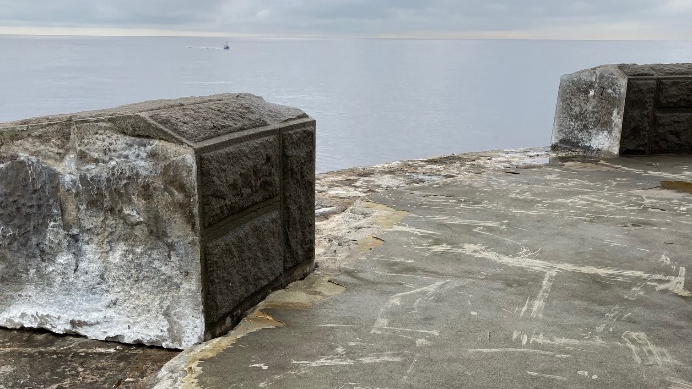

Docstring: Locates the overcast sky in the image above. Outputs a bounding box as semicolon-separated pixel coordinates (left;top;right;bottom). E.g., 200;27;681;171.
1;0;691;39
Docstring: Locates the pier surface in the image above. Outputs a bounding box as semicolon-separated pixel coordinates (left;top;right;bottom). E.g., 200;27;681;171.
2;149;691;388
151;150;692;389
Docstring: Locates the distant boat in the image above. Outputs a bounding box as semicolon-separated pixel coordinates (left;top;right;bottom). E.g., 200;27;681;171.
223;42;230;50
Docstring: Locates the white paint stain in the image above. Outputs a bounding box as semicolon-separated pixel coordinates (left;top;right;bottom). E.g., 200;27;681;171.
621;331;673;366
467;348;571;358
668;377;692;389
416;338;431;347
661;253;671;265
291;353;403;367
391;225;440;235
520;297;530;318
473;226;523;245
527;371;568;381
531;271;556;319
421;215;504;228
529;332;607;348
655;267;692;297
372;281;448;335
424;243;685;291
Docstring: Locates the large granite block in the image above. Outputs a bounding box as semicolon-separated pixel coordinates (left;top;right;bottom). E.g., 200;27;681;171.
553;63;692;155
0;94;316;349
551;65;627;155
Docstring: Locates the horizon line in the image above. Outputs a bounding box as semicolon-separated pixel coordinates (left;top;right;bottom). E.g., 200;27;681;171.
0;26;690;42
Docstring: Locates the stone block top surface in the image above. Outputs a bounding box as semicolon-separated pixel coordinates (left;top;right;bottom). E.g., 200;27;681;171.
618;63;692;77
0;93;308;145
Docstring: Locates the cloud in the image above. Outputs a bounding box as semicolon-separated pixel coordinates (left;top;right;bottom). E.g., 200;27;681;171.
0;0;690;39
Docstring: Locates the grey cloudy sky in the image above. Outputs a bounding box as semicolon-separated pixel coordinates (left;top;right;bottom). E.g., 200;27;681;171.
0;0;691;39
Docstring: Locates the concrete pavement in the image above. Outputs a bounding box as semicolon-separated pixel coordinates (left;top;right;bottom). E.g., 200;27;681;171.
150;154;692;389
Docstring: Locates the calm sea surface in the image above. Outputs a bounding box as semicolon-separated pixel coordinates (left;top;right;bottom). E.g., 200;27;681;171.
0;36;690;172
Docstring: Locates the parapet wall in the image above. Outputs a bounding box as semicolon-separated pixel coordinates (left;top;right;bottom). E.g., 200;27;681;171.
0;94;316;349
552;63;692;155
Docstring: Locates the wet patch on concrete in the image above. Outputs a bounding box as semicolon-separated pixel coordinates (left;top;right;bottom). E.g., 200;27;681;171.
147;274;346;388
661;181;692;194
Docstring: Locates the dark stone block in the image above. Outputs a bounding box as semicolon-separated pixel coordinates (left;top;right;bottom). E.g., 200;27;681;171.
620;80;657;154
203;210;283;327
625;80;657;110
650;63;692;76
282;126;316;269
620;109;653;154
652;113;692;153
199;136;280;228
618;64;656;77
658;79;692;108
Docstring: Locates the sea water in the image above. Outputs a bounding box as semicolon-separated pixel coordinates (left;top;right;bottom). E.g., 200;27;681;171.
0;36;690;172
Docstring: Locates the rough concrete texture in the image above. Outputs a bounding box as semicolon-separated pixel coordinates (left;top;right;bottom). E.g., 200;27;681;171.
0;94;316;349
552;63;692;156
151;152;692;389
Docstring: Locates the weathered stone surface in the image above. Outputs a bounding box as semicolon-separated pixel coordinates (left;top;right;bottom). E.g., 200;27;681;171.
653;112;692;153
0;126;204;349
618;64;656;77
199;136;280;228
0;94;316;349
554;63;692;156
204;211;283;332
658;79;692;108
552;65;627;155
282;127;316;270
650;63;692;76
620;80;656;154
146;94;307;143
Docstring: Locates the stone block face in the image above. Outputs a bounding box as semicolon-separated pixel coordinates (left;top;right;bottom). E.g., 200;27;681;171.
199;136;280;228
653;113;692;153
658;79;692;108
553;63;692;156
620;80;656;154
551;65;627;155
282;126;316;270
0;94;316;349
203;210;283;334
